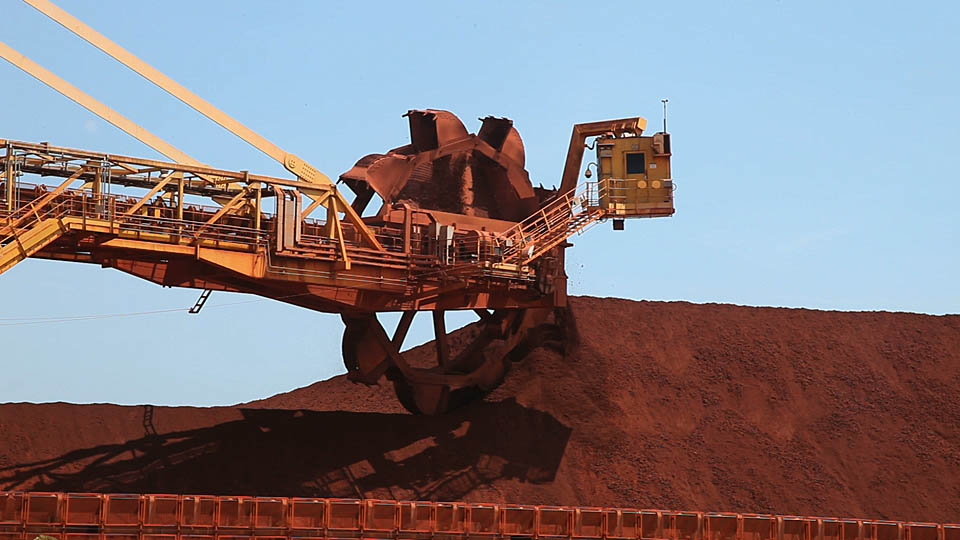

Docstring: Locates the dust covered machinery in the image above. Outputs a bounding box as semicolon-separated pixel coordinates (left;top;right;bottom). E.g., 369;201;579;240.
0;1;674;414
593;129;673;229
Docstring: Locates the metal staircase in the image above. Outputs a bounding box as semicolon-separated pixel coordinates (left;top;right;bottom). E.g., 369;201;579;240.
0;189;75;276
0;217;68;275
496;181;607;266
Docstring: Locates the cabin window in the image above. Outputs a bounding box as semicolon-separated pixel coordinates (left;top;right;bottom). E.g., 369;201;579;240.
625;152;646;174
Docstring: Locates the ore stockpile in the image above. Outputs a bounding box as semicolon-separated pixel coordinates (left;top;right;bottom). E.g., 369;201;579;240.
1;296;958;522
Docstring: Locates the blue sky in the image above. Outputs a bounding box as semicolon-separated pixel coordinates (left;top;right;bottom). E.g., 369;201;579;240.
0;1;957;406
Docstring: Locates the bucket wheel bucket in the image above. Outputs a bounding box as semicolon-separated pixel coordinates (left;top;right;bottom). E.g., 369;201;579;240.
341;308;555;414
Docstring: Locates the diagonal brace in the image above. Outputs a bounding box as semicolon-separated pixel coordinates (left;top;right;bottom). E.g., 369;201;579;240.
190;186;252;243
118;171;181;220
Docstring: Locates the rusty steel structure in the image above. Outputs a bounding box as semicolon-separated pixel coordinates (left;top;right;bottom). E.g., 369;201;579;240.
0;3;951;537
2;492;958;540
0;0;675;414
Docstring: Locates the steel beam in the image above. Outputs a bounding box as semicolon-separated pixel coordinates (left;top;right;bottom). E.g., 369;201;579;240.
23;0;288;166
3;143;13;212
326;196;350;270
119;171;180;219
432;310;450;367
190;187;252;243
24;0;383;250
301;191;330;220
0;40;200;166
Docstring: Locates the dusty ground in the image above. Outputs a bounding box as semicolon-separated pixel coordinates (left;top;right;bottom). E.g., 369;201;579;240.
1;297;958;522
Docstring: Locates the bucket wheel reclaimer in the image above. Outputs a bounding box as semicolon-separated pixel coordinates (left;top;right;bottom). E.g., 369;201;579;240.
341;308;556;415
0;2;674;416
336;110;564;415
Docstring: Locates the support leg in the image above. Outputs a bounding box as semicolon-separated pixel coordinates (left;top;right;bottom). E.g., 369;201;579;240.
394;310;415;346
433;310;449;367
4;144;13;212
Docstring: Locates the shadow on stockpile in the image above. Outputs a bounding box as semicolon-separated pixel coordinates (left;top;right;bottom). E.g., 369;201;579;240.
0;398;571;500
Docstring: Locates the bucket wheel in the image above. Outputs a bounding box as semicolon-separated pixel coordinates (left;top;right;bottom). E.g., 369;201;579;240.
341;307;554;414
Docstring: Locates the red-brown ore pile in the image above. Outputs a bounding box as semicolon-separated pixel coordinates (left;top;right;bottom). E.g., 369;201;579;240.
1;297;958;522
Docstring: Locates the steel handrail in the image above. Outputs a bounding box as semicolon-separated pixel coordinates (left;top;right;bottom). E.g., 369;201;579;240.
2;184;510;272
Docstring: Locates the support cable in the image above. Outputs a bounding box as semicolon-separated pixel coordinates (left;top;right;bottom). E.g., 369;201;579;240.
0;290;320;326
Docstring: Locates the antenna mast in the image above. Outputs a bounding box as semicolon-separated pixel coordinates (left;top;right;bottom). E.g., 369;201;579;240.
662;98;669;132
